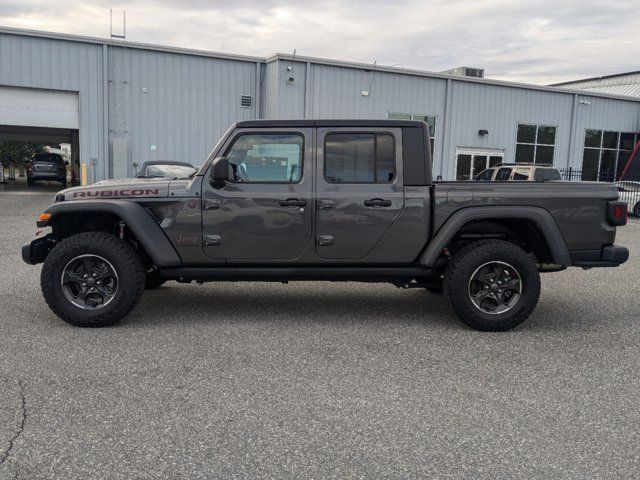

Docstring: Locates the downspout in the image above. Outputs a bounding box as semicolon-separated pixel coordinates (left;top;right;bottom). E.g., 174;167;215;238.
304;61;312;119
255;62;261;119
440;78;453;179
567;93;578;170
102;43;110;180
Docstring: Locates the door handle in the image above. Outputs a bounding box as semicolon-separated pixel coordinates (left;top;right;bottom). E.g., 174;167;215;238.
364;198;392;207
279;198;307;207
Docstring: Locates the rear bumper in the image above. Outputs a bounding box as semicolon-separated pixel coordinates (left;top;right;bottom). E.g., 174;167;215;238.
29;173;65;180
570;245;629;268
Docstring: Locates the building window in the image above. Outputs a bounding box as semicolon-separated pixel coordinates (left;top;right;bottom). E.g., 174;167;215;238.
581;130;640;181
515;124;556;164
387;113;436;155
324;132;395;184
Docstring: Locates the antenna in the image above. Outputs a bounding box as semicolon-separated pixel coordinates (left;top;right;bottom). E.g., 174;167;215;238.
110;8;126;40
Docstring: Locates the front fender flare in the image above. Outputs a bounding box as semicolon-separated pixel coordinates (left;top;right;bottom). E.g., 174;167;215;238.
419;206;571;267
43;200;182;267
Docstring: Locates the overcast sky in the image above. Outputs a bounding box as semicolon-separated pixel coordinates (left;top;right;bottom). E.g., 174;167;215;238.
0;0;638;84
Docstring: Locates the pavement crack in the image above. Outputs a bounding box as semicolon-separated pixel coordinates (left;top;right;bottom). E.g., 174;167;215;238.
0;380;27;465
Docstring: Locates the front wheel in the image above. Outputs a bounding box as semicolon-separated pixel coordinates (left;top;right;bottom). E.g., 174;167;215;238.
443;240;540;331
41;232;145;327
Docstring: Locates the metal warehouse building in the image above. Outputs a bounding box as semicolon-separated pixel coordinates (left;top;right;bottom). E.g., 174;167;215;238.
1;26;639;183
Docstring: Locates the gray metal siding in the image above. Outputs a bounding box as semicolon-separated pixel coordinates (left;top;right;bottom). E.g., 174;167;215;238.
445;81;574;177
0;32;107;179
309;64;447;120
569;95;640;167
1;28;639;181
111;47;257;176
560;73;640;99
262;61;279;119
305;63;447;173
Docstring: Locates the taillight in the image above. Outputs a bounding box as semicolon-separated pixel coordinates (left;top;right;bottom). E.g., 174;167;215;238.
607;201;627;226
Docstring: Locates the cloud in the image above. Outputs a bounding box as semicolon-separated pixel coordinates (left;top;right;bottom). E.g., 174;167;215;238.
0;0;637;84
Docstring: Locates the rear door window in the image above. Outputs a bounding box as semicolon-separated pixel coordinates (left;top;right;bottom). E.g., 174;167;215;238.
495;167;512;181
512;168;530;181
475;169;493;181
533;168;561;181
324;133;395;183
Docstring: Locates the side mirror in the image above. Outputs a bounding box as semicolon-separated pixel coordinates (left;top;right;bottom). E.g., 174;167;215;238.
211;157;229;186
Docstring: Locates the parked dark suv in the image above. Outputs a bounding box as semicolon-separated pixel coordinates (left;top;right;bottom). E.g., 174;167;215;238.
27;153;68;187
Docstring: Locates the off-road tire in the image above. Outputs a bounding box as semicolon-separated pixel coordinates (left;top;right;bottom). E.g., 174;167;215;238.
443;240;540;331
41;232;145;327
145;269;166;289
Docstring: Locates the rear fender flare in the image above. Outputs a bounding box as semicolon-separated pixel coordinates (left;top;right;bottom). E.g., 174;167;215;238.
43;200;181;267
419;206;571;267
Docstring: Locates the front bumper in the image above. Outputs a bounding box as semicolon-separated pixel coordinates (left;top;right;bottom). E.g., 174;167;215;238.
570;245;630;268
21;234;56;265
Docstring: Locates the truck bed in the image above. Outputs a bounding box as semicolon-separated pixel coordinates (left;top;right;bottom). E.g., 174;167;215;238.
433;181;619;252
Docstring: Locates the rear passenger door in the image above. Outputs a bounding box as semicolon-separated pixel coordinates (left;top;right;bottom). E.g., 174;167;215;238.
315;127;405;260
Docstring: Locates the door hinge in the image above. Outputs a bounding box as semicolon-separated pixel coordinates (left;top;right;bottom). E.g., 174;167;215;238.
317;199;334;210
204;234;222;246
317;235;334;246
204;199;221;210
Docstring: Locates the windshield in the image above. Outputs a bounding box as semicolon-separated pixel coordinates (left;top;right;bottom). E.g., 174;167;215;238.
142;164;196;179
32;154;62;164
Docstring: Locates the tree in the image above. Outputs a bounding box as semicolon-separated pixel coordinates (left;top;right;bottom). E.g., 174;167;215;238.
0;141;47;166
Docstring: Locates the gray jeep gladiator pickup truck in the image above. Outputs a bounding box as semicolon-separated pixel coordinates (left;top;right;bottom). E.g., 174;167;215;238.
22;119;629;331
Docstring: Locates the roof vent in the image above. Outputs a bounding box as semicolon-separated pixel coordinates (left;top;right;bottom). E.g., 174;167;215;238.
441;67;485;78
241;95;253;108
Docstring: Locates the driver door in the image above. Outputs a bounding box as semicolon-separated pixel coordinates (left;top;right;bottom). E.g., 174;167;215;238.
201;128;313;261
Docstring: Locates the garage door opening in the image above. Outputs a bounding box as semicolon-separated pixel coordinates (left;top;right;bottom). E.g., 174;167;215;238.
0;86;80;193
0;125;80;193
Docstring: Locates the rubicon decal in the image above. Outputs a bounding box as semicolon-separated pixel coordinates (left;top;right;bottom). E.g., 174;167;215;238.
72;189;160;198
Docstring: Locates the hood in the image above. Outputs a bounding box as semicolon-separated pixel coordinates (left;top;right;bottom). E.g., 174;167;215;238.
56;177;172;201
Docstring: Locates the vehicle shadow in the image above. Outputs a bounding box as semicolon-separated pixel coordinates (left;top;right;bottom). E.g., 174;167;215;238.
127;283;456;329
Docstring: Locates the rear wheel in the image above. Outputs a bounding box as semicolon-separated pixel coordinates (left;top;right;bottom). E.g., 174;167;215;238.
443;240;540;331
41;232;145;327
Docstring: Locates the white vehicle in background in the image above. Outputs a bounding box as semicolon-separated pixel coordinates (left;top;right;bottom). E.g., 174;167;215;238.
474;163;562;182
616;181;640;218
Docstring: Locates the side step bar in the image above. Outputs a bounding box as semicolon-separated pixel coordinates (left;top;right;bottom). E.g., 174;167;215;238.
160;267;435;283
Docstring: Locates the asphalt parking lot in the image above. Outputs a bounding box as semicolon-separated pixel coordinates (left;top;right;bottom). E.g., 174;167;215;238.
1;193;639;479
